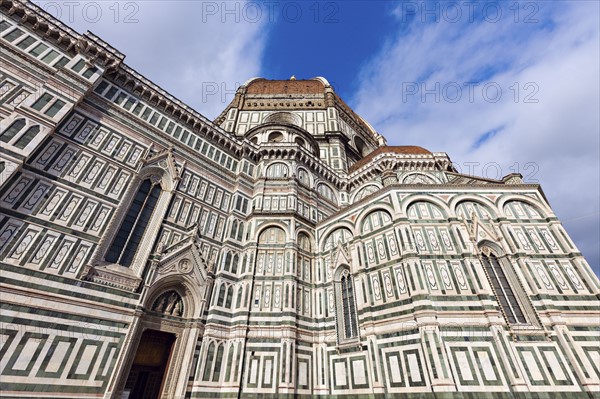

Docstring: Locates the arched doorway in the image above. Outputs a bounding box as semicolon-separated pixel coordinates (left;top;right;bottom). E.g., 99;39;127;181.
105;234;210;399
109;280;206;399
121;289;189;399
124;329;177;399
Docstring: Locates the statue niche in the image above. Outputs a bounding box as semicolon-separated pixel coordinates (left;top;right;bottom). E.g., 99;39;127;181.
152;290;184;317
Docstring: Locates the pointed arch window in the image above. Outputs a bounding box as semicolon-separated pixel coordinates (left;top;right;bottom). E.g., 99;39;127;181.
480;247;527;324
105;179;161;267
225;286;233;308
14;125;40;149
203;342;215;381
236;222;244;242
223;251;232;271
212;344;224;382
235;286;243;309
297;232;312;282
230;220;238;239
224;345;235;382
0;119;26;143
335;268;359;342
217;285;226;307
231;254;239;274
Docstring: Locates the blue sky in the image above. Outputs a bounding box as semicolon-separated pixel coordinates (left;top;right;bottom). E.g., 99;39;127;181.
43;0;599;274
258;1;398;99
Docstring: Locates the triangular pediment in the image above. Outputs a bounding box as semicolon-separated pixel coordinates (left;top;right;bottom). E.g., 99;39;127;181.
143;146;184;182
151;225;208;286
331;240;351;267
463;212;503;244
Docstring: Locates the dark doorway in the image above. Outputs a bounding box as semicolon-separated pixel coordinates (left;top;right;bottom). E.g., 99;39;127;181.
124;329;176;399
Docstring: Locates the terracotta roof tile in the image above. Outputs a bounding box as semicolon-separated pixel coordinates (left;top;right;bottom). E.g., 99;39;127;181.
246;79;325;95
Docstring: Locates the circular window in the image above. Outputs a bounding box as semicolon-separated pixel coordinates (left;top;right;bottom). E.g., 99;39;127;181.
268;131;284;143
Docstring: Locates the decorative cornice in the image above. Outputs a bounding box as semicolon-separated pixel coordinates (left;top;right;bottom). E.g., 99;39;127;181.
82;264;142;292
1;0;125;71
108;63;241;150
318;182;544;226
2;0;247;159
347;154;441;190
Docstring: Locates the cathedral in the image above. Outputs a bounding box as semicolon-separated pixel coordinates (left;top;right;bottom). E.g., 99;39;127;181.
1;2;599;398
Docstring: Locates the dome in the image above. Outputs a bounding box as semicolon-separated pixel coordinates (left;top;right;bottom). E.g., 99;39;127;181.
245;78;327;95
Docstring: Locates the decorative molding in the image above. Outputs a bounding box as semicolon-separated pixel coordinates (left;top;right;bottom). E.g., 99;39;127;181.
82;263;142;291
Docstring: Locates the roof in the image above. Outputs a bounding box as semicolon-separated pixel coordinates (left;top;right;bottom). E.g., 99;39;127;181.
349;146;432;172
246;78;326;95
214;77;383;144
244;78;381;141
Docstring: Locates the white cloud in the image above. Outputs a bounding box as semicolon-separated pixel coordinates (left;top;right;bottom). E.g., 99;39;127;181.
354;2;600;272
38;0;268;118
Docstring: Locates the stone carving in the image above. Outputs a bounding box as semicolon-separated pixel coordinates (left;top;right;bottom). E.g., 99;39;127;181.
152;290;184;317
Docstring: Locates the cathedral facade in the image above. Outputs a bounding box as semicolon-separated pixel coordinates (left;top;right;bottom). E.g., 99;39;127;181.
1;2;599;398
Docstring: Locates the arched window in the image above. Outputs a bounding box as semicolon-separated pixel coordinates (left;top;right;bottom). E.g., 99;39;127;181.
268;131;284;142
223;252;232;271
335;268;359;341
297;232;312;282
105;179;161;267
407;201;446;220
225;287;233;308
503;200;542;220
224;345;235;382
212;284;221;306
231;254;239;274
235;286;243;309
217;285;226;307
266;162;288;178
480;246;527;324
241;255;247;274
456;201;494;220
236;223;244;242
298;232;311;252
230;220;238;239
297;168;310;187
14;125;40;149
0;119;26;143
212;344;224;382
361;210;392;233
256;227;286;278
284;285;289;308
202;342;215;381
323;228;353;252
317;183;336;204
259;226;286;245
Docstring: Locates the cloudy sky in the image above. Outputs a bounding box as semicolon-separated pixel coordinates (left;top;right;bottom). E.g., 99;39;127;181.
42;0;599;274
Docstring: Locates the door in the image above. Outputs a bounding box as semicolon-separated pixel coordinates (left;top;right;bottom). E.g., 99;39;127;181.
123;330;176;399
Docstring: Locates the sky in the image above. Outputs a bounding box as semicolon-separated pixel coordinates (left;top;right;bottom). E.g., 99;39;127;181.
39;0;599;274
